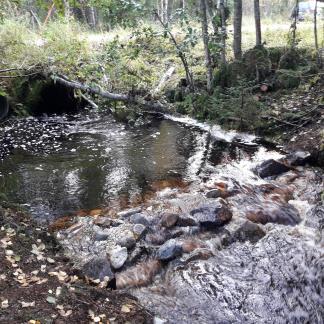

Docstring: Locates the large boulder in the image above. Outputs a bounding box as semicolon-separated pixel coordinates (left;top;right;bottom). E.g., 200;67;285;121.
278;49;301;70
280;151;311;167
246;203;301;225
254;159;291;178
242;46;272;81
275;69;301;89
190;199;232;229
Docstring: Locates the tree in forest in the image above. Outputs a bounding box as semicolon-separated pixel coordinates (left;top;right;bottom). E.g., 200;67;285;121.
154;9;195;91
314;0;322;67
219;0;227;65
254;0;262;46
289;0;299;47
200;0;213;93
233;0;242;60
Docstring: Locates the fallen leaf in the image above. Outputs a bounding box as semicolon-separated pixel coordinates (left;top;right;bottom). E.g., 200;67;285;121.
1;299;9;309
121;304;131;313
58;309;72;317
21;301;35;308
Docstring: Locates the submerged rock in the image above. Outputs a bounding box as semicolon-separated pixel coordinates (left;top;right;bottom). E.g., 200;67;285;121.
254;159;291;178
109;246;128;270
82;257;114;281
190;199;232;228
205;189;223;199
129;213;150;226
133;223;147;238
157;239;183;261
146;231;169;245
117;207;142;218
177;214;198;227
160;213;179;228
223;219;266;245
116;260;162;289
246;203;301;225
281;151;312;167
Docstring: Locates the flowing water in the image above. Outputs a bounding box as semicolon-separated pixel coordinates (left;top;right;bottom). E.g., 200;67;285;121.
0;114;257;221
0;113;323;323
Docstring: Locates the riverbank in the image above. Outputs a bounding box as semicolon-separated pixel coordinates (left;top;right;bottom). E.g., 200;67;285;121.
0;206;153;323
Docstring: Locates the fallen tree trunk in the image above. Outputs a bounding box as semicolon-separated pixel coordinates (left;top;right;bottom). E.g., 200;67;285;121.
51;74;167;113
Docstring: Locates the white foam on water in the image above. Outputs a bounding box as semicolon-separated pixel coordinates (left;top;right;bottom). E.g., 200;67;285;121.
164;114;257;144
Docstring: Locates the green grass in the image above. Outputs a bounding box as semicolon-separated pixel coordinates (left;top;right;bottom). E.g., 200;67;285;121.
0;16;322;98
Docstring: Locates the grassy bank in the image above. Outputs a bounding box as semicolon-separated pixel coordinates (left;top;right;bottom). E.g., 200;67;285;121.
0;16;323;133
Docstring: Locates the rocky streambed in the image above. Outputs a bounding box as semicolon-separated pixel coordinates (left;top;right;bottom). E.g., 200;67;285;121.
55;148;323;323
0;113;323;323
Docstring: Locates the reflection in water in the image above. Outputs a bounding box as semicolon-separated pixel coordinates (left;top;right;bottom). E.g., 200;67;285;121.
0;116;257;221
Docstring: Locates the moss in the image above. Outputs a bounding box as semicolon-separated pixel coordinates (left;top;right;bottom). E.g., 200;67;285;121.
278;48;301;70
242;45;271;81
268;47;288;67
275;69;301;89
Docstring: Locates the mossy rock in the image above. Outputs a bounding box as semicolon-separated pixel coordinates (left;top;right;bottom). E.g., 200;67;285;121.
242;45;271;81
278;49;301;70
275;69;301;89
213;61;246;88
268;47;288;67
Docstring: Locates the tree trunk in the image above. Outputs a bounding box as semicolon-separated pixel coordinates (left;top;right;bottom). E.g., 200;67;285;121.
206;0;218;36
155;11;194;91
314;0;321;66
233;0;242;59
200;0;213;93
291;0;299;47
51;74;167;112
254;0;262;46
219;0;227;65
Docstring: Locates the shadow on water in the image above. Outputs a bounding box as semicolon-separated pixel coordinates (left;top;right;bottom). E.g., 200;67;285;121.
0;115;258;222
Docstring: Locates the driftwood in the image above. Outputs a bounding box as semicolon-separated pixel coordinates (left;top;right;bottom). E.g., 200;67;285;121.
51;74;167;113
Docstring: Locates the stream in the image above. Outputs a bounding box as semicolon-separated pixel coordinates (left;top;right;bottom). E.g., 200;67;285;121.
0;112;323;323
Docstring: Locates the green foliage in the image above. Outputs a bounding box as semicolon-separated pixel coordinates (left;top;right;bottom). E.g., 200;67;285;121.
176;80;265;131
275;69;301;89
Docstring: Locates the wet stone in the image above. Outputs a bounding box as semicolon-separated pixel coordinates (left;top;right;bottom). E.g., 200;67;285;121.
177;214;198;227
223;220;266;245
145;230;169;246
157;239;183;261
254;159;291;178
160;213;179;228
118;233;136;249
109;246;128;270
205;189;223;199
130;213;150;226
82;257;114;281
282;151;312;167
133;224;147;238
246;203;301;225
190;199;232;228
94;230;109;241
117;207;142;218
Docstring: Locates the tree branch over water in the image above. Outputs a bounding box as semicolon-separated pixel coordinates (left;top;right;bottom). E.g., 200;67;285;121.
50;74;167;113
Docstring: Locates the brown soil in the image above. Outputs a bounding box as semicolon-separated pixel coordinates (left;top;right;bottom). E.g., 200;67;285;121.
263;76;324;155
0;208;153;324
